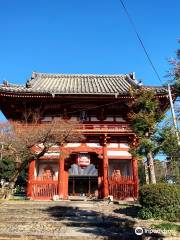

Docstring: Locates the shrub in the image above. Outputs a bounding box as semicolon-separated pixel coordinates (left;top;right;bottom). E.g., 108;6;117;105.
138;207;153;219
138;184;180;221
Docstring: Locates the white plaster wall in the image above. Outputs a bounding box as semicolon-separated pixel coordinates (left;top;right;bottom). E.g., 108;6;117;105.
90;117;99;121
65;143;81;147
54;116;63;121
120;143;129;148
107;143;119;148
86;143;101;148
107;142;129;148
104;117;114;121
107;150;131;157
41;116;52;122
115;117;125;122
69;117;78;121
44;152;60;156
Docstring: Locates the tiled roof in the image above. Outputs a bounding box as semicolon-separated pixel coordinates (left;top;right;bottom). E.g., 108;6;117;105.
0;72;167;95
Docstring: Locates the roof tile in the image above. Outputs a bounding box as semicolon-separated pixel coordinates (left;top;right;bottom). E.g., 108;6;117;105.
0;72;167;95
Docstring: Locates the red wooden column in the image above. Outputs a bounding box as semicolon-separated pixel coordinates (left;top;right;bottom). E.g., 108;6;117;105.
58;148;65;199
103;135;109;198
63;170;68;199
27;159;35;198
132;157;138;198
98;160;103;199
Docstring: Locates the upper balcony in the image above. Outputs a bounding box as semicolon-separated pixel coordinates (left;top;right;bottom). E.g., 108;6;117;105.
78;123;133;134
16;122;133;137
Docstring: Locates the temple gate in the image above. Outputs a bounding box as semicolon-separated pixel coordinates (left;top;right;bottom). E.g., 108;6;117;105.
0;72;169;200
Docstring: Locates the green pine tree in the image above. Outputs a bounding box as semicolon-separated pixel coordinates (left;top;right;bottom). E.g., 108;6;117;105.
128;88;165;184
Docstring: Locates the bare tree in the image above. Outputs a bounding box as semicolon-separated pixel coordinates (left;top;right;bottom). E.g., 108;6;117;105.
0;120;83;198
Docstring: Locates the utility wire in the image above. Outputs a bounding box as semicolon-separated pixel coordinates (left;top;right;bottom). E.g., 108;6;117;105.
119;0;163;84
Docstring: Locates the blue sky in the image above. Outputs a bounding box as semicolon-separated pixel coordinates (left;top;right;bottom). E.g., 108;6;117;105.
0;0;179;121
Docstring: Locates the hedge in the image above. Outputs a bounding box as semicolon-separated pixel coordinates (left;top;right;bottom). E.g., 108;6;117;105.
138;183;180;221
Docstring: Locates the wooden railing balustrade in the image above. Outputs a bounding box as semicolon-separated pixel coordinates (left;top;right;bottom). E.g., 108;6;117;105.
108;176;136;200
20;123;132;133
80;123;132;132
31;180;58;199
31;175;136;200
36;176;58;181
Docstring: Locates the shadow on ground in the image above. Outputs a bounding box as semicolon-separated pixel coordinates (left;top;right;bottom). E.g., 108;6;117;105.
45;204;165;240
113;205;141;218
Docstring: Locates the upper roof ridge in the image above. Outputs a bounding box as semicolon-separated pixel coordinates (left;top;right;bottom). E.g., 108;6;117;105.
32;71;128;78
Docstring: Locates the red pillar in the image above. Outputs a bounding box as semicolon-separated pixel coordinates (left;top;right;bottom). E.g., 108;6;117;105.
63;170;68;199
132;157;138;199
97;154;103;198
98;175;103;198
58;153;65;199
103;145;109;198
27;159;35;198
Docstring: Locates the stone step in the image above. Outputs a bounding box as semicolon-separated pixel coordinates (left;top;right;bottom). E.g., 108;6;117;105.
0;233;131;240
1;203;98;210
0;201;141;239
0;226;136;239
1;200;100;205
0;234;179;240
0;218;129;226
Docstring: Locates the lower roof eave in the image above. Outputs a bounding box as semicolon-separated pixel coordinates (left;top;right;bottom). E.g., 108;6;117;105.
0;91;134;98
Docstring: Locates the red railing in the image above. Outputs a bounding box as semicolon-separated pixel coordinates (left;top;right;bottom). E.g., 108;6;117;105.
36;176;58;181
18;122;132;134
108;176;136;200
32;180;58;199
80;123;132;133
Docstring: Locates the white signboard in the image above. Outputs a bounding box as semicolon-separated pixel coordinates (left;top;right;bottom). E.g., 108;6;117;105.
77;154;90;167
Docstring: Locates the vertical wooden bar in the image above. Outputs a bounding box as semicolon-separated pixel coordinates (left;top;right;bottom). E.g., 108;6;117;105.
88;177;91;194
132;157;138;198
103;143;109;198
63;170;68;199
98;176;102;198
27;159;35;198
58;153;65;199
72;177;75;195
98;157;103;198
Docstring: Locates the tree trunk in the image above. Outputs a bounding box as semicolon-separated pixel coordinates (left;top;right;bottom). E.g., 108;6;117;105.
147;150;156;184
5;183;15;200
2;164;23;199
2;181;16;200
144;161;150;184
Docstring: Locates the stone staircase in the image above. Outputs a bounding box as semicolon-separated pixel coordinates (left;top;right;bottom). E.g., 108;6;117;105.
0;201;140;239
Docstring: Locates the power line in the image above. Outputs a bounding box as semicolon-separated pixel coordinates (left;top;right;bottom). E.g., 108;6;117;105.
119;0;163;84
